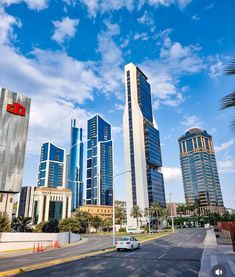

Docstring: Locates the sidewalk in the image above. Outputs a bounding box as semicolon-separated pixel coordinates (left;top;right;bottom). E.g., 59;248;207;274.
199;229;235;277
0;237;88;259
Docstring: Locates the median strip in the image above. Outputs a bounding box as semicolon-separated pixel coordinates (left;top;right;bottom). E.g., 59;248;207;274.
0;232;170;276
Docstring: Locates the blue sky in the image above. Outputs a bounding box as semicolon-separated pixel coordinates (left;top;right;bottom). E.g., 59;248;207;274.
0;0;234;208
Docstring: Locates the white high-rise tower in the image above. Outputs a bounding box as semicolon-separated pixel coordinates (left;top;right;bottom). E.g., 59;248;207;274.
123;63;166;227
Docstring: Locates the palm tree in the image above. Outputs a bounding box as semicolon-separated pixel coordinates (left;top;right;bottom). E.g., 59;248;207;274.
176;204;187;215
11;216;32;232
115;206;125;228
221;59;235;133
149;202;162;228
144;207;152;229
130;205;142;227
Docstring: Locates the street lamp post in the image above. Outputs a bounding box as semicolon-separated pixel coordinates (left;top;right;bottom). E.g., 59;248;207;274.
169;193;175;232
148;209;151;234
112;170;131;247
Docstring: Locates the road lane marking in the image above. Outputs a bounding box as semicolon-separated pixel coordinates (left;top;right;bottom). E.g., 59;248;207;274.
158;253;167;259
0;233;172;276
228;260;235;275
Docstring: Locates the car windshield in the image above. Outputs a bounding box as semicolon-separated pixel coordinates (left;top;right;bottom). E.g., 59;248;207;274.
120;237;130;241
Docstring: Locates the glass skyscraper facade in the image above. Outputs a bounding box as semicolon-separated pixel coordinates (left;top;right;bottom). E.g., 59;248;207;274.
37;142;66;188
123;63;165;227
0;88;31;218
86;115;113;206
67;119;83;211
178;128;224;214
0;88;31;193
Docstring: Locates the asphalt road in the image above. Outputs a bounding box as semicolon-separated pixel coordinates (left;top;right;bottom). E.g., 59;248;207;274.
0;235;112;272
18;228;206;277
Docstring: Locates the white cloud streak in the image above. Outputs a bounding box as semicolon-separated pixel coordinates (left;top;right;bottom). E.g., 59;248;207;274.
214;139;234;153
0;0;48;10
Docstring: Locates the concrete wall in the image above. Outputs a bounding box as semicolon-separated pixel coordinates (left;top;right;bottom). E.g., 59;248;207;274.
0;232;81;251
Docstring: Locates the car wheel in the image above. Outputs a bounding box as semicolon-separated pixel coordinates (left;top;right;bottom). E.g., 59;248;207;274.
131;245;134;251
117;248;120;252
138;243;140;249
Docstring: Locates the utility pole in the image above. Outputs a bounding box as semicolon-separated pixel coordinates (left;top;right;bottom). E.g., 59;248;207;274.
148;209;151;234
112;170;131;247
169;193;175;232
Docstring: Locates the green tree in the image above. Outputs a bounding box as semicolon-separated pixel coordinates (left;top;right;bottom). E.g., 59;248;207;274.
91;216;102;232
11;216;32;232
102;217;113;232
34;221;44;233
115;206;125;227
221;60;235;133
75;210;93;233
176;204;187;215
130;205;142;227
150;202;162;228
42;219;59;233
0;212;11;232
59;218;81;233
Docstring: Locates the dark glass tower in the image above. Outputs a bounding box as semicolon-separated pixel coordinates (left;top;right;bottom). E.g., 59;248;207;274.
86;115;113;206
123;63;166;227
178;128;224;214
37;142;65;188
67;119;83;210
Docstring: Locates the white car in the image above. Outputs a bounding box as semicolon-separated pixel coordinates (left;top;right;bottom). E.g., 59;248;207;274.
126;227;144;234
116;236;140;251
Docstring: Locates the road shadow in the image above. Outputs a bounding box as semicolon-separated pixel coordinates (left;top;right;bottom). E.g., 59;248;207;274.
18;239;204;277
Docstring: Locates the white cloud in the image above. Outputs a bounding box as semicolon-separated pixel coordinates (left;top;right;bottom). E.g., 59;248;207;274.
79;0;134;17
177;0;191;10
0;8;105;155
79;0;192;17
115;103;125;110
0;45;101;154
218;157;235;173
96;21;124;99
1;0;48;10
160;38;205;74
181;115;203;129
52;17;79;44
192;15;200;21
63;0;77;6
162;167;182;182
137;11;155;32
133;32;149;41
140;0;192;10
214;139;234;153
0;7;22;45
205;4;213;10
208;58;224;78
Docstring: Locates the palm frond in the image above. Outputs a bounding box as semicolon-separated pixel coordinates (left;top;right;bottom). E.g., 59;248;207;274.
230;117;235;133
220;91;235;110
225;60;235;75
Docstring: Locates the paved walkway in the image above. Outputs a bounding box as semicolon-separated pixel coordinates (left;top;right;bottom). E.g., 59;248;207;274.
199;229;235;277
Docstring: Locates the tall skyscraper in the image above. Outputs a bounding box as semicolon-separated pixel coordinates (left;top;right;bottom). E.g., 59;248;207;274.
17;186;35;218
37;142;66;188
86;115;113;206
35;142;71;223
67;119;84;211
123;63;166;227
0;88;31;219
178;128;224;215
